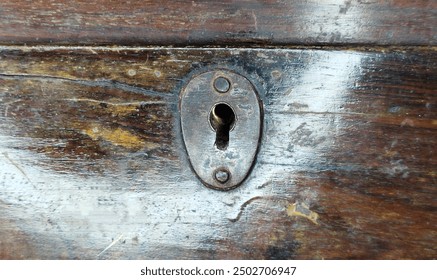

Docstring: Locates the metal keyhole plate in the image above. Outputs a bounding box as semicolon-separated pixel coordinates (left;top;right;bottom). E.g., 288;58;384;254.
180;70;262;190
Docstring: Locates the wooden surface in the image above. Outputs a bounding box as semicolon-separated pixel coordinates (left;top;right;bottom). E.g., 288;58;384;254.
0;46;436;259
0;0;436;46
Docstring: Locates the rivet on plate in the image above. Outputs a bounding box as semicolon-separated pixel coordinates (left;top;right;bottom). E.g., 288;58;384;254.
214;169;230;184
213;77;231;93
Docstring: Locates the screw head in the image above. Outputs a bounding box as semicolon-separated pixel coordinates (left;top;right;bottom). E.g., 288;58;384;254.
214;169;230;184
213;77;231;93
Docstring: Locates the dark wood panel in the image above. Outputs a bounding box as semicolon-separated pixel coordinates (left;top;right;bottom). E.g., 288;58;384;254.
0;0;436;46
0;46;436;259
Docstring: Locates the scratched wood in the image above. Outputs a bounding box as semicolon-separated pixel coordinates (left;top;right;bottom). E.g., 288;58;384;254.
0;46;435;259
0;0;436;46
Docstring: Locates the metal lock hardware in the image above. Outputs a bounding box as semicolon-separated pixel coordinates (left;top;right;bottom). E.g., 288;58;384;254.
180;70;262;190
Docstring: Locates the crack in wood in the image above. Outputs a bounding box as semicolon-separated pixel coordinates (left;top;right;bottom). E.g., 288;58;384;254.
0;73;176;101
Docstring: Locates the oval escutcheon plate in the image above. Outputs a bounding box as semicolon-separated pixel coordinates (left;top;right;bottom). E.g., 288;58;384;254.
180;70;262;191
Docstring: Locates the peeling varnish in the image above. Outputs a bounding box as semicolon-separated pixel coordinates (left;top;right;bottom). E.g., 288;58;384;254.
3;100;22;117
251;11;258;32
83;124;157;150
1;152;37;189
287;202;319;225
63;98;165;107
228;196;264;223
64;98;165;115
401;118;415;127
97;234;124;258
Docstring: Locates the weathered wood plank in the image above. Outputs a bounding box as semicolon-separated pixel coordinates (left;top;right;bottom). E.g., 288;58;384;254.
0;0;436;46
0;47;436;259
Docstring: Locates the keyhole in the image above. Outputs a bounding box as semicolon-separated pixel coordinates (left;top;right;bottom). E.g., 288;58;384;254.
210;103;236;150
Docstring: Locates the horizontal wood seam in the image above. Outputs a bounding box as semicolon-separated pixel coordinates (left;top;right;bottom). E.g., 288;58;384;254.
1;45;436;52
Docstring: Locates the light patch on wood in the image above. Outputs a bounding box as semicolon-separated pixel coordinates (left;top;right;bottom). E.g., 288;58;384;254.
154;70;162;78
269;230;286;243
287;202;319;225
109;105;137;116
83;124;155;150
400;118;415;127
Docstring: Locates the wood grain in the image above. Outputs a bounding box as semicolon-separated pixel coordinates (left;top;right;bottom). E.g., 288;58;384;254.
0;46;436;259
0;0;436;46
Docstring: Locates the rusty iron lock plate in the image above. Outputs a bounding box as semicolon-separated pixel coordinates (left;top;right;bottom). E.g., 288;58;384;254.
180;70;262;190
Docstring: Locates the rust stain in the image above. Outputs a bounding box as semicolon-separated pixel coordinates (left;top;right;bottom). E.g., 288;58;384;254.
287;202;319;225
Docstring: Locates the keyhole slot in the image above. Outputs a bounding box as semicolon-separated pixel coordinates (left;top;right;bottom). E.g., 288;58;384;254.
210;103;236;150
